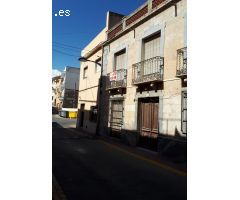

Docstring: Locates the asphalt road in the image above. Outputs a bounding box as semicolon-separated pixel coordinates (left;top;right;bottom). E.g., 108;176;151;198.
52;114;77;128
53;126;187;200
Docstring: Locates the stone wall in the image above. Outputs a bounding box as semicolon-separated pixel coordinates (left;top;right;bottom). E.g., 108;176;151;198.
100;0;187;143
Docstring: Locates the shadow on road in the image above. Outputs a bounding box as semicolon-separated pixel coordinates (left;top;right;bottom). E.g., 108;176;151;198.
52;122;64;129
52;126;187;200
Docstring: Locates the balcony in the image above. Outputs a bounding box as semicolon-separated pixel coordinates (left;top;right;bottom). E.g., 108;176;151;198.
176;47;187;78
106;69;127;90
132;56;164;85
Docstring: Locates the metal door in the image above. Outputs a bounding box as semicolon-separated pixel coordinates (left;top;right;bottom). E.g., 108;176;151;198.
110;100;123;134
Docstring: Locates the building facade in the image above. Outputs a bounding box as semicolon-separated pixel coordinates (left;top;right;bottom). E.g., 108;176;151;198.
52;75;63;109
76;12;124;134
99;0;187;152
60;66;80;109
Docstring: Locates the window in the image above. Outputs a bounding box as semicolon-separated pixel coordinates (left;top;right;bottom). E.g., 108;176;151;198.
95;58;101;73
89;106;98;123
142;32;161;75
83;66;88;78
114;49;126;71
143;32;160;60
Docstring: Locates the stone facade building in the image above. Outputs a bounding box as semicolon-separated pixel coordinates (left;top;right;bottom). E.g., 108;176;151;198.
98;0;187;152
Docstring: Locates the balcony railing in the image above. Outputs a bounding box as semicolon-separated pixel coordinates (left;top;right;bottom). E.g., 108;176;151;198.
176;47;187;78
132;56;164;85
106;69;127;90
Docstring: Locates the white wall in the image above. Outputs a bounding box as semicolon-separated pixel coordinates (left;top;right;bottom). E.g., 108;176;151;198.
64;67;80;90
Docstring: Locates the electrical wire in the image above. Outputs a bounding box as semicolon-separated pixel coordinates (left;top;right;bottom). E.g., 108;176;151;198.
52;42;82;50
52;44;81;52
53;49;79;58
52;41;96;54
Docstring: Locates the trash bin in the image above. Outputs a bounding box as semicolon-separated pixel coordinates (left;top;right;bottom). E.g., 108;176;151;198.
59;111;63;117
59;110;67;118
68;111;77;118
62;111;67;118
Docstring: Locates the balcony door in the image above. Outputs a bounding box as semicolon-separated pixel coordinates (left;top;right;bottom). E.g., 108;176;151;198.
142;33;161;75
114;49;126;71
111;49;127;87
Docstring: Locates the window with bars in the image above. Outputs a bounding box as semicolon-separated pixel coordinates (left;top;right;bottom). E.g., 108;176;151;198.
110;100;124;132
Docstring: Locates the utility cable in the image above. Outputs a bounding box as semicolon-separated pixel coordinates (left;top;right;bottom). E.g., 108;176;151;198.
53;49;79;58
52;42;82;50
52;44;81;52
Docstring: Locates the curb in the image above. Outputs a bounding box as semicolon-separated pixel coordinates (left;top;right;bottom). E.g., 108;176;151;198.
52;175;67;200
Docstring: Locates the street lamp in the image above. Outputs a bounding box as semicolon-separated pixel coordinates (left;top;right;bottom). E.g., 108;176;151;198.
78;57;101;66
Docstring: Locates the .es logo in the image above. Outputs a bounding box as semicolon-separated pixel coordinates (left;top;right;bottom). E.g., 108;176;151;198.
54;10;70;17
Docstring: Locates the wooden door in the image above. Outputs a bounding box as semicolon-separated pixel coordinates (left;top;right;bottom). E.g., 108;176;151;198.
139;98;159;151
140;100;159;138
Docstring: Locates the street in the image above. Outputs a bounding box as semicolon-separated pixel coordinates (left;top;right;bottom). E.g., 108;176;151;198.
53;116;187;200
52;114;77;128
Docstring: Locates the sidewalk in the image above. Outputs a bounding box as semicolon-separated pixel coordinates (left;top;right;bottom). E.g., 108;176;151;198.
67;128;187;174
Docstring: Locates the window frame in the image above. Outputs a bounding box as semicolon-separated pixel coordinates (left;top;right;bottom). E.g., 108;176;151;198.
83;66;88;79
95;58;101;73
142;31;161;61
114;49;126;71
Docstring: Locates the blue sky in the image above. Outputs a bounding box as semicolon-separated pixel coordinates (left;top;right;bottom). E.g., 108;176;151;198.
52;0;146;71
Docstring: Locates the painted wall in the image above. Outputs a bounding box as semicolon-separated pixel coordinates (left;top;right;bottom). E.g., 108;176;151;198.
77;11;126;134
77;30;105;134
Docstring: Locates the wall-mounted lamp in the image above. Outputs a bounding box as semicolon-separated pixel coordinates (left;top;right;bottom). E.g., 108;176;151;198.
78;57;101;66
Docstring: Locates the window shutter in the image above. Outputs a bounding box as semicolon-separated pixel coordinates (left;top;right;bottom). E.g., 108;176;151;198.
143;34;160;60
115;51;126;70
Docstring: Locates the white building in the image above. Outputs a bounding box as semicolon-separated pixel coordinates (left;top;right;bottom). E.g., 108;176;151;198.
60;66;80;108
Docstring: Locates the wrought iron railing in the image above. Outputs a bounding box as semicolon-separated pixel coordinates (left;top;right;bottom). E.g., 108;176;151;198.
132;56;164;84
106;69;127;90
176;47;187;77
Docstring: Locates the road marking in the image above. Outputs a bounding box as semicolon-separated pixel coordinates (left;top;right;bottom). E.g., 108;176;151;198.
99;140;187;177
